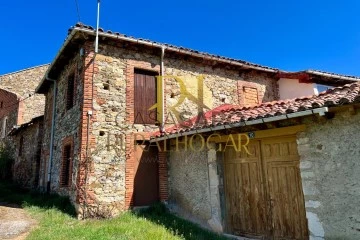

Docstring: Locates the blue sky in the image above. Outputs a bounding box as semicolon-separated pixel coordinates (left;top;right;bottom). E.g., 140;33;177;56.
1;0;359;75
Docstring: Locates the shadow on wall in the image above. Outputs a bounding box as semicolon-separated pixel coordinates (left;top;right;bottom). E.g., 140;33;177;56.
135;203;227;240
0;180;76;217
132;143;159;207
0;142;14;180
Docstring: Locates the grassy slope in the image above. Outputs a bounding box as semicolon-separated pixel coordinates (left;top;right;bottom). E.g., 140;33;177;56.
0;181;227;240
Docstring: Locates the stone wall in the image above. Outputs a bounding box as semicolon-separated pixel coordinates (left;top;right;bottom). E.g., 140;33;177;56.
167;140;223;232
81;41;279;216
0;89;19;139
0;65;48;95
297;110;360;239
0;65;48;124
11;118;43;188
38;86;54;191
39;56;83;207
165;109;360;239
21;95;45;124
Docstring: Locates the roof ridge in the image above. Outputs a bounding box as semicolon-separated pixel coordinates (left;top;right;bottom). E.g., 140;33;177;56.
0;63;50;77
69;23;278;73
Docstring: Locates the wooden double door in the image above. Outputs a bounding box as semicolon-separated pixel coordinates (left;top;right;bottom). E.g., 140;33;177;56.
224;136;308;239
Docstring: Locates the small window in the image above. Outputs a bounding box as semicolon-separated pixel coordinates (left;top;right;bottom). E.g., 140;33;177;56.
66;73;75;110
18;136;24;157
60;144;72;187
315;84;331;94
243;87;259;105
0;102;3;108
1;117;7;138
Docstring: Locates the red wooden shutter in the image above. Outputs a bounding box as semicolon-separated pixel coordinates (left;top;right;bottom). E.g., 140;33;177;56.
66;73;75;110
243;86;259;105
134;70;157;124
60;145;72;187
18;136;24;157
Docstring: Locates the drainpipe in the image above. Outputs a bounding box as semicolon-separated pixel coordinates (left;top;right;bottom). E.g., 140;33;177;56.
160;46;166;132
95;0;100;54
46;77;57;193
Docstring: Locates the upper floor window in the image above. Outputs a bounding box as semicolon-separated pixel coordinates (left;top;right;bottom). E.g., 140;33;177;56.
18;136;24;157
243;86;259;105
315;84;331;94
1;117;7;138
134;69;157;124
66;72;75;110
60;143;72;187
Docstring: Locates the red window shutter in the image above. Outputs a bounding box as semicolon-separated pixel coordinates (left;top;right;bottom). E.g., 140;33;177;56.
60;145;72;187
243;87;259;105
66;73;75;110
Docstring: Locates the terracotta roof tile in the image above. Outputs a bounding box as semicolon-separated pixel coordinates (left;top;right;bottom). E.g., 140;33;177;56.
69;23;278;72
155;82;360;138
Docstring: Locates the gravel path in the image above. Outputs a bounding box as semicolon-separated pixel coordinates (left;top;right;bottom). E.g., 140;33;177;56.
0;202;36;240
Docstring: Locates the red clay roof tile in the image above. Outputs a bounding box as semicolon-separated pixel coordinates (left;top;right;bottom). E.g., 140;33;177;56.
155;82;360;138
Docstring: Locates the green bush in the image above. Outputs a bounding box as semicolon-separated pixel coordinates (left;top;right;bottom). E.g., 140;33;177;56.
0;144;14;180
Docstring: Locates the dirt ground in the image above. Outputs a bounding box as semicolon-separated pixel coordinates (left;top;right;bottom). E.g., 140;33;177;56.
0;202;36;240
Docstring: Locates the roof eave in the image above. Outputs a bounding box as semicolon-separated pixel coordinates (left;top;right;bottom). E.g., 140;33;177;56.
71;27;278;73
151;107;329;142
35;29;79;94
305;70;360;82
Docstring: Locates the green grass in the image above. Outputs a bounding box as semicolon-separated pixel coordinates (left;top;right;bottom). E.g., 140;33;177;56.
0;181;227;240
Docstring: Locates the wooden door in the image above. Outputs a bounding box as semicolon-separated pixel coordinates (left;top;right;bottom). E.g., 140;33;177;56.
262;136;308;239
224;141;267;238
133;144;159;206
224;136;308;239
134;70;157;124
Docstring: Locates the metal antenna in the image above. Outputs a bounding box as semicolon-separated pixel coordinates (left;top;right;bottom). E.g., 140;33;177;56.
95;0;100;53
74;0;81;22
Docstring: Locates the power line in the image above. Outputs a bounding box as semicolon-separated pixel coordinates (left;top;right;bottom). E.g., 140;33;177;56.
74;0;81;22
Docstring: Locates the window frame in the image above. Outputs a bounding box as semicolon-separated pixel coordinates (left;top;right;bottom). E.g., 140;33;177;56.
60;138;74;188
1;117;8;139
66;71;76;111
237;81;263;107
18;136;24;157
133;68;158;125
243;86;259;105
315;84;331;95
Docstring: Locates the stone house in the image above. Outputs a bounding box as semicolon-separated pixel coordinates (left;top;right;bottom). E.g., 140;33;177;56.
8;116;44;188
35;23;281;217
0;65;48;186
34;22;360;238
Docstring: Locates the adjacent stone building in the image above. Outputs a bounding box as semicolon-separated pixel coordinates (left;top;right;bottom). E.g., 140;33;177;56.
33;22;360;239
9;116;44;188
0;65;48;186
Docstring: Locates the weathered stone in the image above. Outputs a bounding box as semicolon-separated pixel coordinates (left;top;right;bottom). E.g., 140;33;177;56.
208;217;223;233
305;200;321;209
301;171;315;179
299;111;360;239
306;212;325;239
0;65;48;188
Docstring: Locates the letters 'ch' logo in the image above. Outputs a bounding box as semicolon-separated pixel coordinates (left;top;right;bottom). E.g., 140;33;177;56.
148;75;211;128
140;74;252;154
